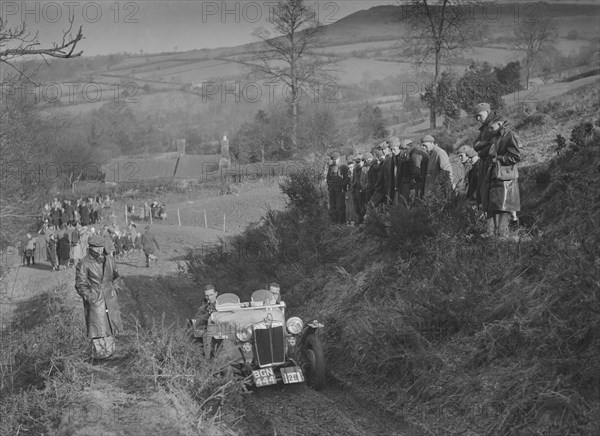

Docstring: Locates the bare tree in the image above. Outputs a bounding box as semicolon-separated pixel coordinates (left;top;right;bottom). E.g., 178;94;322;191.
0;18;84;249
399;0;478;129
513;17;558;88
0;16;83;83
244;0;334;148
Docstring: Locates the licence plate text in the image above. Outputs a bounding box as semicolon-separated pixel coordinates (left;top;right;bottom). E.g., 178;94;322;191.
280;366;305;384
252;368;277;387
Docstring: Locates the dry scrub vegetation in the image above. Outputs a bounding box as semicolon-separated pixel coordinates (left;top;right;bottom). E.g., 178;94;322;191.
0;283;245;435
187;84;600;434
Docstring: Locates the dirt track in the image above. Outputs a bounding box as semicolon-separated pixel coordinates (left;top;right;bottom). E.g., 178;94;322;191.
114;223;421;436
2;191;421;435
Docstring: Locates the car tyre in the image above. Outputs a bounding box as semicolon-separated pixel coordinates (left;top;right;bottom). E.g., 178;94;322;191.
303;333;326;391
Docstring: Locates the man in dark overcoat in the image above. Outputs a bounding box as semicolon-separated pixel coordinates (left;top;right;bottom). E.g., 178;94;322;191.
75;234;123;359
483;118;521;238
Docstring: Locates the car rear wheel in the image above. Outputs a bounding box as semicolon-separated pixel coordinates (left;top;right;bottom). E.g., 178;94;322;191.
302;333;326;391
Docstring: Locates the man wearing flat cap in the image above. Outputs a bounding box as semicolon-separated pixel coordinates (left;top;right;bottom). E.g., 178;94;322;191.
472;102;501;208
327;151;346;224
357;152;374;222
420;135;454;198
456;145;481;203
382;137;399;205
75;234;123;360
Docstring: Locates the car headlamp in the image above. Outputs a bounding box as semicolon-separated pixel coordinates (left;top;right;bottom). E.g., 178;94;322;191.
286;317;303;335
236;325;253;342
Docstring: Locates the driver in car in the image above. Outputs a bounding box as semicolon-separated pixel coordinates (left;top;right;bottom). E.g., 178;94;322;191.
190;284;218;337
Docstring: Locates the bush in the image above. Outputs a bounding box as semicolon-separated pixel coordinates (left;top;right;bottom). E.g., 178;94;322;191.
279;165;327;219
570;120;600;148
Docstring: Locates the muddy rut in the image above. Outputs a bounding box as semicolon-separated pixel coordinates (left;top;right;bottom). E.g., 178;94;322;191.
4;221;421;435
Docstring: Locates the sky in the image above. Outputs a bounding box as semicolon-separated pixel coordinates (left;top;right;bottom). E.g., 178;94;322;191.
1;1;397;56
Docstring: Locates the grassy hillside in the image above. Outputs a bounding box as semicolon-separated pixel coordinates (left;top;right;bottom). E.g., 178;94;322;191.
187;81;600;434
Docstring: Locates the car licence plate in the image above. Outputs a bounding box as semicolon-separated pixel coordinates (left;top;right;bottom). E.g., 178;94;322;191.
280;366;305;384
252;368;277;387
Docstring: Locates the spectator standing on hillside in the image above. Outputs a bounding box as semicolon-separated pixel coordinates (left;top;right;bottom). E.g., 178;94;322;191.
456;145;481;204
343;159;359;225
141;225;160;267
48;233;58;271
80;200;91;226
369;149;386;207
57;231;71;270
393;139;413;204
22;233;37;266
483;117;521;239
384;139;398;205
351;154;364;224
472;103;501;205
326;152;346;224
420;135;454;198
75;234;123;360
72;225;84;264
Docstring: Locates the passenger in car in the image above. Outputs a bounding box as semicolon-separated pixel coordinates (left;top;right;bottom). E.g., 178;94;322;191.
269;283;281;304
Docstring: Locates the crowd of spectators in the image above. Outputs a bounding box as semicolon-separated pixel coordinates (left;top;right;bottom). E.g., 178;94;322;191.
326;102;522;239
21;195;143;270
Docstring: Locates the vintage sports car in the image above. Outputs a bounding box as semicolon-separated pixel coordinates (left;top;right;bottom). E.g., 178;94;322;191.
192;290;326;390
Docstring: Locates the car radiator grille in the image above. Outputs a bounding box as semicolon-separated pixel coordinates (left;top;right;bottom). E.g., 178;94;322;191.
253;325;285;367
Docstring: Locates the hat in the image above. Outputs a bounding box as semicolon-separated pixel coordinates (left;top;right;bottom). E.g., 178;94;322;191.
363;152;373;160
388;136;401;147
400;139;413;148
421;135;435;144
472;102;490;115
487;114;505;125
329;151;340;159
456;145;477;158
88;235;105;247
377;141;389;150
374;150;384;158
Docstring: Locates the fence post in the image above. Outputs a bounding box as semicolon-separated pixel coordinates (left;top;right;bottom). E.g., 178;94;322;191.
204;210;208;229
177;208;181;227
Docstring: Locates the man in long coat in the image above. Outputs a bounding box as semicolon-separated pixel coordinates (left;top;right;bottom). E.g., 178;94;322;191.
420;135;454;198
141;225;160;267
473;103;501;218
483;118;521;238
326;152;346;224
75;234;123;359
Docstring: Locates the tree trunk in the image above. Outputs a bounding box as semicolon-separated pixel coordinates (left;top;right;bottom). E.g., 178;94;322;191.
525;61;532;89
292;100;298;148
430;108;437;130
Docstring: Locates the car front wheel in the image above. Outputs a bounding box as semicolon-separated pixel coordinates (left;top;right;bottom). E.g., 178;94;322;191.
301;333;326;391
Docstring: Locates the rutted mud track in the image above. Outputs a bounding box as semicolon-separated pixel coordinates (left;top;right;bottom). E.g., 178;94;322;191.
241;381;419;436
116;232;420;436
